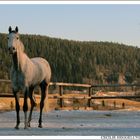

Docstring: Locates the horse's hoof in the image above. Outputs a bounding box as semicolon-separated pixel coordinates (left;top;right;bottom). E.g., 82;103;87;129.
24;124;28;129
15;126;19;130
38;124;43;128
27;123;31;127
24;126;28;129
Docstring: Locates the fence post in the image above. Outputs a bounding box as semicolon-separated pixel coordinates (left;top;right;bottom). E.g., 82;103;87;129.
59;85;63;108
88;87;92;107
113;101;116;109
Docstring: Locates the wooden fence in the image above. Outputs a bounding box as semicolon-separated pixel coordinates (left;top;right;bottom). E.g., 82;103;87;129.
49;82;91;107
49;82;140;108
0;79;140;108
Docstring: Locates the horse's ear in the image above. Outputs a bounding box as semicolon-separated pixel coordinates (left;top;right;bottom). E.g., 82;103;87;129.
8;26;12;33
15;26;18;33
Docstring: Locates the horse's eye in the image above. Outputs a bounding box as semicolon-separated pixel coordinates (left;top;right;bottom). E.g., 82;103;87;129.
7;37;9;39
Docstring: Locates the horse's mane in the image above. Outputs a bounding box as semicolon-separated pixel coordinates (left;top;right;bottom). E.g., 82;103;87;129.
19;40;25;52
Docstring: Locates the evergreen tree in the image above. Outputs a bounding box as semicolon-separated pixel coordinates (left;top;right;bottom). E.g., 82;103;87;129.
0;33;140;84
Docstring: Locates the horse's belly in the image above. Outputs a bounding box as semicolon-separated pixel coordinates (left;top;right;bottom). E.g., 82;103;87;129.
30;58;51;84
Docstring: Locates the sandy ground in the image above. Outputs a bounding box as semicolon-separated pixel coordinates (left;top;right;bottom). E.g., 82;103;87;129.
1;93;140;111
0;110;140;136
0;92;140;136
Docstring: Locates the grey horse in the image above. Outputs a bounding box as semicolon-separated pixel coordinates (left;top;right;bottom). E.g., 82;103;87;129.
7;26;51;129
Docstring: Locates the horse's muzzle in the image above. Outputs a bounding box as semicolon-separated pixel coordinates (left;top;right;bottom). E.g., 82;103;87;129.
8;47;16;54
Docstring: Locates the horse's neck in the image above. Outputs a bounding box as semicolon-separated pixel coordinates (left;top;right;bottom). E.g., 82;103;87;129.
12;51;25;71
12;48;27;72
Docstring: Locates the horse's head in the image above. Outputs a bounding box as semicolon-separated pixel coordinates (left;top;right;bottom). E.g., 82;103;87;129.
7;26;24;54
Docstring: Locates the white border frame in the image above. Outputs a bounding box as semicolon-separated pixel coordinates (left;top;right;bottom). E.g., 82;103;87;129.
0;1;140;4
0;1;139;139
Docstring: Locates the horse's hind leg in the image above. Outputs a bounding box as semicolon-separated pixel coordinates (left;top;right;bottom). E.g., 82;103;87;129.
38;81;48;128
23;87;29;129
28;86;36;127
13;90;20;129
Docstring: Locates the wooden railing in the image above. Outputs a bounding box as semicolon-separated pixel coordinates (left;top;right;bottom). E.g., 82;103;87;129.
50;82;91;107
0;79;140;108
49;82;140;107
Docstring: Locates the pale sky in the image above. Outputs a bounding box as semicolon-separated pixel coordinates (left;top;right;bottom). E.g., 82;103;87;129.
0;4;140;47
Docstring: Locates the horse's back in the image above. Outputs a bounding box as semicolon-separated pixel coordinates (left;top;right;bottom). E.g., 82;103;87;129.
31;57;51;84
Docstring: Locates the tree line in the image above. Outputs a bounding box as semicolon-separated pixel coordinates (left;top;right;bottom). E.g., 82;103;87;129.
0;33;140;84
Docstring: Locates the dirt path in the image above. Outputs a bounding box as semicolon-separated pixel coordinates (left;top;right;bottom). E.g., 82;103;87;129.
0;110;140;136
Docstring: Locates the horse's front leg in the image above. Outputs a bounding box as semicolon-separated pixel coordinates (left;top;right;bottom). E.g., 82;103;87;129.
38;82;48;128
13;90;20;129
23;87;29;129
28;86;36;127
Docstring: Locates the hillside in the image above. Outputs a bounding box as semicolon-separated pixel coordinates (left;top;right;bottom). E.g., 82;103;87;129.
0;33;140;84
